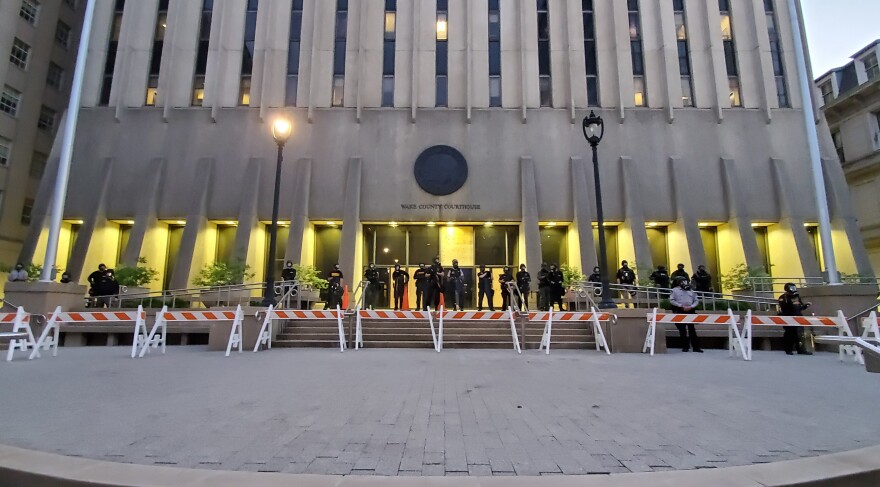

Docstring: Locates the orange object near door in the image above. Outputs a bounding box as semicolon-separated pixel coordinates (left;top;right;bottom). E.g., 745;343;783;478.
402;286;410;311
342;285;350;309
439;293;445;309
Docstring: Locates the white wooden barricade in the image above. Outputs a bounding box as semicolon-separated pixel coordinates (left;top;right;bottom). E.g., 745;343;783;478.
254;307;347;352
643;309;744;359
29;306;148;359
860;312;880;342
356;309;438;351
141;305;245;357
1;307;36;361
743;310;857;363
437;307;521;354
529;308;612;355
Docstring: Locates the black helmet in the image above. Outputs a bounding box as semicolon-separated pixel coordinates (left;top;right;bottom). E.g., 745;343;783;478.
785;282;798;294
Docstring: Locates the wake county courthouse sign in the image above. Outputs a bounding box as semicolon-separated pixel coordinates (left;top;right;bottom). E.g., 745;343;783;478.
401;204;482;210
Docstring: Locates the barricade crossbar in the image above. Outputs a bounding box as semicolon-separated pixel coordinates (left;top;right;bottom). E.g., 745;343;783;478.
30;306;147;360
355;309;437;352
643;309;744;360
743;310;859;363
532;308;612;355
1;307;36;362
141;305;245;358
255;306;346;353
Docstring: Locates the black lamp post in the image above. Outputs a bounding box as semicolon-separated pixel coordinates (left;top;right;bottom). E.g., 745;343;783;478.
263;118;292;307
583;111;616;309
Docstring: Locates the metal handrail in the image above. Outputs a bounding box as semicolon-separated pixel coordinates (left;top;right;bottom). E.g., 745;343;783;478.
846;299;880;323
571;281;779;312
92;282;268;309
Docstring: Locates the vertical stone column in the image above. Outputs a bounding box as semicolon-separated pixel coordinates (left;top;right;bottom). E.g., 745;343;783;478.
701;0;729;122
822;159;876;277
620;157;652;270
257;0;294;116
721;158;763;269
121;158;167;267
339;158;363;288
571;156;598;273
80;0;116;107
769;158;820;277
169;158;214;290
657;0;679;122
521;157;542;273
286;158;313;265
115;0;160;116
161;0;201;113
669;158;705;270
747;0;775;122
67;158;114;280
233;159;263;264
609;0;631;122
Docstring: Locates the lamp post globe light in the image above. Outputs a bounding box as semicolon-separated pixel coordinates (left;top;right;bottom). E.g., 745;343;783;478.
263;118;293;307
582;110;616;309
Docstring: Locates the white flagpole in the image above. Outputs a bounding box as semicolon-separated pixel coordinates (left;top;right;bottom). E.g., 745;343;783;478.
786;0;839;284
40;0;97;281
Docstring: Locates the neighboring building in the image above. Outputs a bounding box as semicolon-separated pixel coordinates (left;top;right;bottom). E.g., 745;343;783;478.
817;40;880;275
0;0;84;275
20;0;873;306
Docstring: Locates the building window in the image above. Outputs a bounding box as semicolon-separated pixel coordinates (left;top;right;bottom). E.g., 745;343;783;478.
764;0;789;107
10;38;31;70
673;0;694;106
192;0;213;106
240;0;258;106
332;0;348;107
719;0;742;107
382;0;396;107
30;152;47;178
100;0;126;106
628;0;646;107
37;106;56;132
21;198;34;226
0;138;11;167
436;0;448;107
819;80;834;105
0;86;22;117
863;53;879;82
583;0;598;106
537;0;552;107
56;21;72;48
286;0;304;106
145;0;168;106
20;0;40;25
488;0;501;107
831;131;845;163
46;62;65;90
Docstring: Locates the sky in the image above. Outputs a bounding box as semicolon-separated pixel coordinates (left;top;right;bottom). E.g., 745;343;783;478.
802;0;880;76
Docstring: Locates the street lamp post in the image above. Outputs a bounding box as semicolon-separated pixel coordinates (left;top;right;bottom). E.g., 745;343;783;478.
264;118;292;307
583;111;616;309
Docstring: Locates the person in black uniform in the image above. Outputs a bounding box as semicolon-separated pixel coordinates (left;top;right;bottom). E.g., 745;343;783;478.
587;266;601;295
447;259;465;311
691;265;713;293
364;263;381;309
325;264;344;310
537;262;551;311
430;257;445;308
498;267;514;310
778;283;813;356
477;265;495;311
548;264;565;311
650;265;670;289
281;261;297;282
616;260;636;308
87;263;109;307
391;264;409;310
516;264;531;310
671;263;689;285
413;263;428;310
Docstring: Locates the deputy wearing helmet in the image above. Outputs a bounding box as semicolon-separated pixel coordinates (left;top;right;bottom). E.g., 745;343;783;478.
669;277;703;353
325;264;344;310
778;283;813;355
498;266;514;310
447;259;465;311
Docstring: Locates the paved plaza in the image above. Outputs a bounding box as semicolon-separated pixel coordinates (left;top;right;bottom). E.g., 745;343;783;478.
0;347;878;477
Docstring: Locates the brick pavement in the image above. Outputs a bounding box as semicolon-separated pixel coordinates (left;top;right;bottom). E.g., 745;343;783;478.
0;347;878;476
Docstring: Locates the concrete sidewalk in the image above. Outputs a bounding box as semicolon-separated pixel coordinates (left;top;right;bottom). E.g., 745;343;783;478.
0;347;878;476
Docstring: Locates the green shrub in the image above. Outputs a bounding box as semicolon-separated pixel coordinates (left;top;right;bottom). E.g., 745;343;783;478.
115;257;159;287
192;260;255;287
720;263;771;292
559;264;584;288
293;264;328;290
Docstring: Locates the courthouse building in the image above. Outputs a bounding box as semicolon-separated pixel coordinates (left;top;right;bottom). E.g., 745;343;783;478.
19;0;874;304
816;40;880;275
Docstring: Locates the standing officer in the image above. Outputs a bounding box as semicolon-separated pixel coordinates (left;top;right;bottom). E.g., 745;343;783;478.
650;265;670;289
430;257;445;309
669;277;703;352
498;266;514;310
422;263;437;310
516;264;531;310
391;264;409;310
477;265;495;311
447;259;465;311
548;264;565;311
778;283;813;355
364;263;381;309
691;265;713;293
671;263;689;285
325;264;344;310
281;261;297;282
616;260;636;307
537;263;551;311
413;263;428;310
